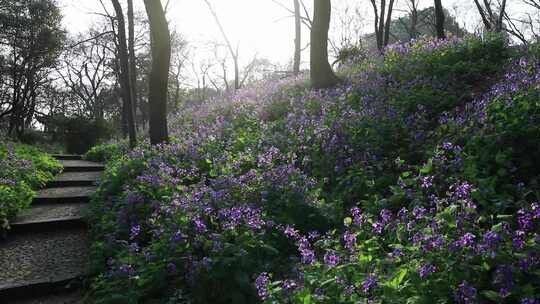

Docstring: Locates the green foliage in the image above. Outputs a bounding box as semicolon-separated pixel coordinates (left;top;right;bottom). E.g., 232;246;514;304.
0;141;62;234
389;7;467;42
85;141;128;163
48;116;114;154
87;36;540;304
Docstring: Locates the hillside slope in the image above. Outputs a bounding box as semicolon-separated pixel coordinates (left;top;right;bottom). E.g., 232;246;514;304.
86;35;540;303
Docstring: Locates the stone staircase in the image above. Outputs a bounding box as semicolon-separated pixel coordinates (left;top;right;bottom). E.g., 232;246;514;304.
0;155;104;303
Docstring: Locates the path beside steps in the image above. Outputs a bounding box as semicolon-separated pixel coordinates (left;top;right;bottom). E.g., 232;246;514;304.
0;155;103;303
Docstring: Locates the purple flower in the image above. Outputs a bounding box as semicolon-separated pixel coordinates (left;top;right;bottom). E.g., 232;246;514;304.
255;272;270;300
323;252;340;267
128;242;139;253
343;230;357;250
194;218;207;233
522;298;540;304
126;191;144;204
442;142;454;150
284;225;299;239
412;206;427;220
513;230;526;250
118;264;135;276
455;281;477;304
297;237;315;264
167;262;177;275
380;209;392;224
372;221;384;234
130;224;141;240
351;207;367;226
421;176;434;189
397;207;408;220
170;230;184;244
455;233;476;249
282;279;297;290
452;182;473;201
308;231;320;240
499;287;510;298
518;209;534;231
531;203;540;219
390;248;404;259
0;178;16;186
483;231;501;247
494;265;514;298
418;263;437;279
361;275;378;293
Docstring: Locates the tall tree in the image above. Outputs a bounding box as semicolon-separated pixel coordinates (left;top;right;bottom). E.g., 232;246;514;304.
143;0;171;144
311;0;339;89
57;26;116;120
293;0;301;75
473;0;507;32
390;6;466;43
127;0;138;129
399;0;420;40
369;0;396;51
271;0;312;74
204;0;240;90
434;0;446;39
111;0;137;148
0;0;65;138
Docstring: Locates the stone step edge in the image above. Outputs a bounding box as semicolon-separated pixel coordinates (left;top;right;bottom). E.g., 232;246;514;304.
47;179;99;188
0;275;84;302
51;155;82;160
10;216;86;231
62;166;104;173
33;196;91;205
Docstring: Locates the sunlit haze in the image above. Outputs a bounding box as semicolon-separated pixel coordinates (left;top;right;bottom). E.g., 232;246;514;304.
58;0;508;80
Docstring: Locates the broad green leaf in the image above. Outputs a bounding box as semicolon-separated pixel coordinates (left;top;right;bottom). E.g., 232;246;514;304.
387;267;408;289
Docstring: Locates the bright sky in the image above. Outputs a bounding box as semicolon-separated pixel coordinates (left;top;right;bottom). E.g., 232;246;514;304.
58;0;529;77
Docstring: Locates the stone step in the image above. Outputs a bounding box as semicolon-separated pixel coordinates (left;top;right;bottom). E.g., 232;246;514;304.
51;155;82;161
34;186;97;204
59;160;104;172
10;203;87;233
9;290;83;304
0;228;88;301
47;171;102;188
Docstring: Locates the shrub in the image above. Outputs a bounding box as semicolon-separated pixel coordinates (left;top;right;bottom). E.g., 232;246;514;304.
261;144;540;303
0;141;62;234
87;36;540;303
47;116;114;154
85;141;128;163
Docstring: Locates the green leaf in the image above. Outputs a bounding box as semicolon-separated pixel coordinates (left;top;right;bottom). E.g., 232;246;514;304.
358;254;373;265
387;267;408;289
420;159;433;174
481;290;500;302
300;293;311;304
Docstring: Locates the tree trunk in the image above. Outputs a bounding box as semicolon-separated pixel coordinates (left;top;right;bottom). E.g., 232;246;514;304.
495;0;506;32
293;0;301;75
310;0;339;89
204;0;240;90
409;1;418;39
434;0;446;39
378;0;386;50
473;0;492;31
370;0;382;51
143;0;171;145
127;0;138;129
111;0;137;148
233;53;239;90
383;0;395;47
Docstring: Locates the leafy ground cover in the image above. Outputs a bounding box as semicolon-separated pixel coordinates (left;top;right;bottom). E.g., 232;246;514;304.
0;140;62;234
87;35;540;303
